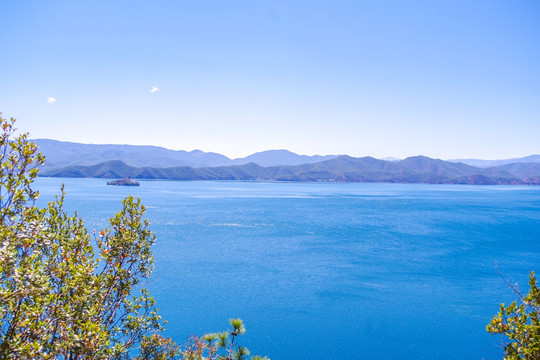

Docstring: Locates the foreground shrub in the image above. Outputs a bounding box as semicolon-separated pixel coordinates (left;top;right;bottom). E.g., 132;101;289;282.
0;115;267;360
487;271;540;360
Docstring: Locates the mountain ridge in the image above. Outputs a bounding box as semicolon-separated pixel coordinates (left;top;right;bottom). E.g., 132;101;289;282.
33;139;540;184
32;139;338;169
33;139;539;170
40;155;540;185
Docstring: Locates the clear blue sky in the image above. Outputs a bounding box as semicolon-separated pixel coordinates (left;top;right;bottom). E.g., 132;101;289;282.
1;0;539;159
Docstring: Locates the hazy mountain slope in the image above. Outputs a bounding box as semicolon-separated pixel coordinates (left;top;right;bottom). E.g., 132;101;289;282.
490;162;540;179
33;139;338;169
230;150;338;166
384;156;514;178
448;155;540;168
42;160;275;180
33;139;232;169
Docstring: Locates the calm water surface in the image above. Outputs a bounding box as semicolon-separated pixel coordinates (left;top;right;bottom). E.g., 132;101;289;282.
34;178;540;360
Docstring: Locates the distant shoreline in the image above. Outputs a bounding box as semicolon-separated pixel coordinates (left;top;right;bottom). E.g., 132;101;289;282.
37;174;539;186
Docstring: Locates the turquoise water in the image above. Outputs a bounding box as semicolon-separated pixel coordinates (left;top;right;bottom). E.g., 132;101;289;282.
34;178;540;359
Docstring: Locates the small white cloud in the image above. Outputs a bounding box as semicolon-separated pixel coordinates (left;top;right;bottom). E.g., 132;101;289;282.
150;86;159;93
47;97;57;104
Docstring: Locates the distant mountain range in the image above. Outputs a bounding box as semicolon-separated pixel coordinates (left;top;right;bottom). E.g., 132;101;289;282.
34;139;540;185
39;156;540;185
33;139;337;169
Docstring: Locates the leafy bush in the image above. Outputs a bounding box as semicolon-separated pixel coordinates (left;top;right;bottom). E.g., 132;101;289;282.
0;115;267;360
487;271;540;359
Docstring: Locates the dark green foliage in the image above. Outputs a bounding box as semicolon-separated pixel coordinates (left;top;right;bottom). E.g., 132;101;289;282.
487;272;540;359
0;114;166;358
180;319;267;360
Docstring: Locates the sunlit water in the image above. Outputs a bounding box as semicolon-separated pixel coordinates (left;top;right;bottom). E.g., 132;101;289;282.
34;178;540;360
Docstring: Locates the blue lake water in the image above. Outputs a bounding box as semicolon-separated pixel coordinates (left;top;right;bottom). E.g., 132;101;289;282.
33;178;540;359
